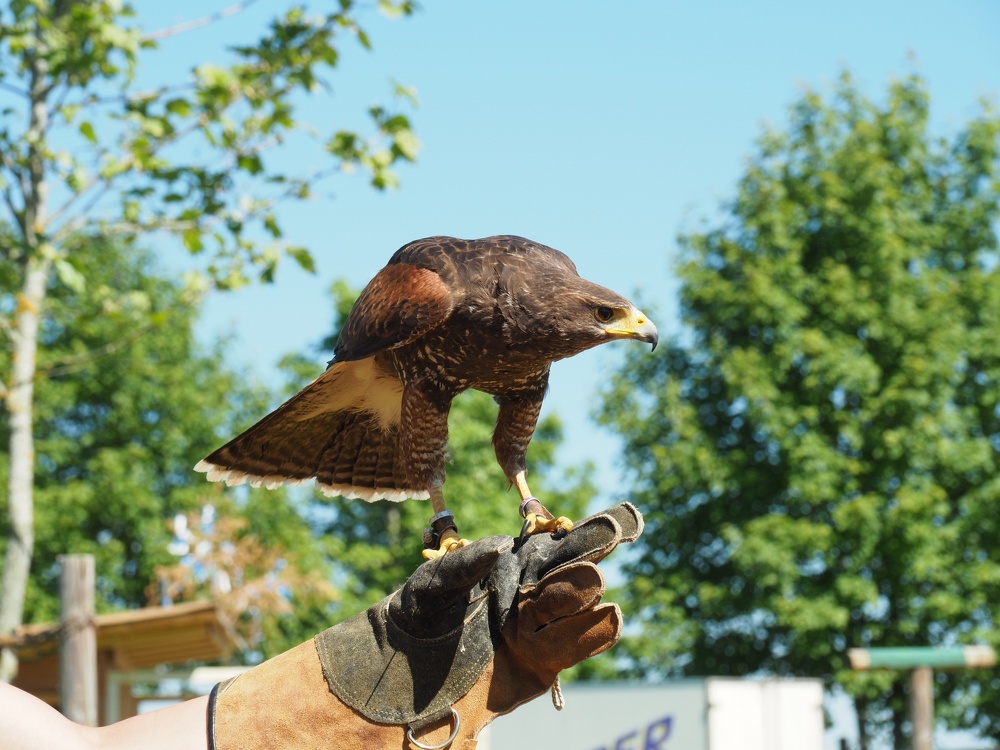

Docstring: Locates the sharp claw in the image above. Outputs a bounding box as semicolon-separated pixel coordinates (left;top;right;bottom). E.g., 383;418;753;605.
518;516;533;547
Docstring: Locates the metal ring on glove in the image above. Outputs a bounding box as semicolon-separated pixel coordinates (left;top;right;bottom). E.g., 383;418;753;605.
406;708;461;750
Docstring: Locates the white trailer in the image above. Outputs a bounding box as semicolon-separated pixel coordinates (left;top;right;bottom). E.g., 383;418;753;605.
481;678;824;750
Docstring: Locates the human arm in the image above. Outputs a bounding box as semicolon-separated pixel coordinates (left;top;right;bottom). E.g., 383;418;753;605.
0;683;208;750
1;502;641;750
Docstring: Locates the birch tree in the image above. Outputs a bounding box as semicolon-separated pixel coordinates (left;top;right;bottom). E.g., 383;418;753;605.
0;0;418;681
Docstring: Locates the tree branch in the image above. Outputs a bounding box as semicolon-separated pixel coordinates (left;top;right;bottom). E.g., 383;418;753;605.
49;79;74;118
48;117;206;237
47;164;127;239
50;179;115;241
0;184;21;235
143;0;261;42
62;82;196;109
37;323;153;379
0;80;29;98
0;146;29;232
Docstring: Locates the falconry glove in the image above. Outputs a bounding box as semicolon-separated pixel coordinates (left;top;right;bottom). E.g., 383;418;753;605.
208;502;643;750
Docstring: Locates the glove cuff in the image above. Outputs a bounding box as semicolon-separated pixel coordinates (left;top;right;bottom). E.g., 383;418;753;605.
315;591;499;726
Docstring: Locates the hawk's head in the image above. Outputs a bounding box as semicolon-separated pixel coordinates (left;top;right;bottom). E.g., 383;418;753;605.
512;272;658;361
562;279;658;354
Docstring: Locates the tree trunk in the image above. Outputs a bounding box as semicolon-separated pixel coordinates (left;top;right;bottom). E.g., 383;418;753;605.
856;696;869;750
0;20;51;683
0;257;50;682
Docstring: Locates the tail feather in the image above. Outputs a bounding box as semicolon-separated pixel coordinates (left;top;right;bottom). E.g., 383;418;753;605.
315;414;418;501
327;411;369;486
195;359;427;502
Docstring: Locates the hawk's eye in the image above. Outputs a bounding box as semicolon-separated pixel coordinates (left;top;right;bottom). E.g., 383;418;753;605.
595;306;615;323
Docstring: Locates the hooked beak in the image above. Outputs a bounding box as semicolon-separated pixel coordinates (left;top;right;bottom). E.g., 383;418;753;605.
605;308;658;351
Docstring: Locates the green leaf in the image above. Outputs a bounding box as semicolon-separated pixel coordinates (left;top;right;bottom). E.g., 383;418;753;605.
237;153;263;175
61;104;81;123
286;246;315;274
263;214;281;239
393;129;420;161
79;121;97;144
165;98;192;117
182;229;204;254
54;258;86;293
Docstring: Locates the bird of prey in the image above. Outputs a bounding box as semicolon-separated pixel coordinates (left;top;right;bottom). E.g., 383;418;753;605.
196;235;657;557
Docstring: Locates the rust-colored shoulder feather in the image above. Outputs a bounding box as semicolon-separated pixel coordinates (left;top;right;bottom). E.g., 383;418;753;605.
334;263;454;362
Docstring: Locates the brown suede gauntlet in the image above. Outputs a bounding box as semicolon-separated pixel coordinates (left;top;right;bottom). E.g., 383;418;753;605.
208;502;642;750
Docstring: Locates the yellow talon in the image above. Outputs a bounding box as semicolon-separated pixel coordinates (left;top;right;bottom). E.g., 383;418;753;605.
521;513;574;537
514;477;573;540
422;529;471;559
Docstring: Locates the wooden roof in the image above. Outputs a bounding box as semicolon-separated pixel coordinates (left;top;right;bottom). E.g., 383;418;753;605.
9;599;239;670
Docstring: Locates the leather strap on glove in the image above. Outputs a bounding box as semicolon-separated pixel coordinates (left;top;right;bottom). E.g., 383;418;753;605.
209;502;642;750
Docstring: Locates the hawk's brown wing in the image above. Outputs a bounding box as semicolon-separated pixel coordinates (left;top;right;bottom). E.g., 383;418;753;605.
334;262;455;362
195;260;456;500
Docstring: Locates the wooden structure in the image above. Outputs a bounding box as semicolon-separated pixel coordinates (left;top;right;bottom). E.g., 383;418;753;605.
849;645;997;750
59;554;98;726
7;600;238;725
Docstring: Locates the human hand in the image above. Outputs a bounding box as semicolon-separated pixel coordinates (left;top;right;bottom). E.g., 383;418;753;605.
209;502;643;750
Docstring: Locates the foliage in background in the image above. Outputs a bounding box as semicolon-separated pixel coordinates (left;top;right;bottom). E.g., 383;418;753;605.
598;73;1000;747
0;240;279;602
0;0;417;679
149;501;336;660
0;236;339;660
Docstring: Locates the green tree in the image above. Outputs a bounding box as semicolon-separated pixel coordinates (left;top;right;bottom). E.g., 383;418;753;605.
280;280;598;619
598;73;1000;747
0;235;334;660
0;0;417;679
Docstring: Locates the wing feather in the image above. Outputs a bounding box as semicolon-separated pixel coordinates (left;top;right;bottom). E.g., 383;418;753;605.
194;359;419;499
334;263;454;362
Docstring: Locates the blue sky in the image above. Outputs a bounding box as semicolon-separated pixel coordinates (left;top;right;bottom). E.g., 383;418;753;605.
146;1;994;458
140;4;999;747
153;0;1000;506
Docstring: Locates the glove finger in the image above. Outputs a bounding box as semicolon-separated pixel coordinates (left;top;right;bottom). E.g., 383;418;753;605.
531;514;620;581
397;534;511;636
517;562;605;634
522;603;623;674
528;503;644;582
408;534;511;597
598;502;644;543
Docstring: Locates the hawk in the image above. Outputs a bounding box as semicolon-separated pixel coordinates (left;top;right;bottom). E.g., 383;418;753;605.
196;235;657;557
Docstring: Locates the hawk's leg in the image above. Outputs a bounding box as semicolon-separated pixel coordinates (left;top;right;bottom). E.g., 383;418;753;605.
422;484;470;559
399;383;470;558
514;470;574;539
494;379;573;539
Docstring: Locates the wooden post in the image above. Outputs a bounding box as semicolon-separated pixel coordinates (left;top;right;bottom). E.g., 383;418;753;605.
848;646;995;749
910;666;934;750
59;554;97;726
